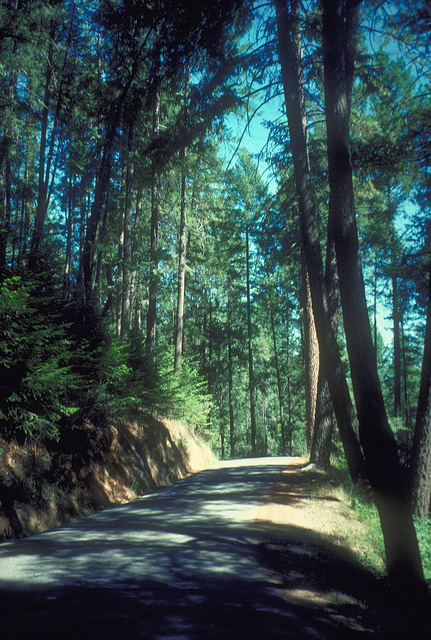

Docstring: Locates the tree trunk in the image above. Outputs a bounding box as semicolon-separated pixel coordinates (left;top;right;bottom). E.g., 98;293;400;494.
146;71;161;356
30;20;66;262
411;251;431;519
121;121;135;340
30;34;54;258
77;173;87;290
393;272;402;417
246;222;257;456
322;0;424;587
228;290;235;458
274;0;366;483
63;172;74;294
83;43;144;307
311;211;338;469
82;144;113;306
268;282;286;455
0;136;12;272
174;67;189;373
311;373;334;470
301;257;319;451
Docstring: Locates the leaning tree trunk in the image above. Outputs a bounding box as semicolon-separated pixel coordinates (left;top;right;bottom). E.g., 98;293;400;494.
322;0;423;587
274;0;366;483
411;254;431;520
311;210;338;469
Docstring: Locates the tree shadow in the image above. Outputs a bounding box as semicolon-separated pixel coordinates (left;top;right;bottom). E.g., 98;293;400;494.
1;458;428;639
254;520;431;639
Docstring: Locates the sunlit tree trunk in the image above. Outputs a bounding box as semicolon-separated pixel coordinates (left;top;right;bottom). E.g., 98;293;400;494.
301;257;319;451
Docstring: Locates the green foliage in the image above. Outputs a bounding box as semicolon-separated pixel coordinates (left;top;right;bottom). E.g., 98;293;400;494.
148;350;212;431
97;337;148;413
414;517;431;582
92;335;212;432
0;1;429;493
0;276;78;441
330;456;431;579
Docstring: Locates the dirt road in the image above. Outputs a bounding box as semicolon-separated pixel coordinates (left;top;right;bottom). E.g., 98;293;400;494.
0;458;387;639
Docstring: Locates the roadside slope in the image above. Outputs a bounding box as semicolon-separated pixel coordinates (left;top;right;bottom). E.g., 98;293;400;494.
0;412;216;541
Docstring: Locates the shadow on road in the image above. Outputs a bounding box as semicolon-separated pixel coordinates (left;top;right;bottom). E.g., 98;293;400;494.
1;458;424;639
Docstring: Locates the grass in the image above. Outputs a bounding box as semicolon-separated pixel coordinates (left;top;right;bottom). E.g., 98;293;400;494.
329;460;431;581
414;516;431;581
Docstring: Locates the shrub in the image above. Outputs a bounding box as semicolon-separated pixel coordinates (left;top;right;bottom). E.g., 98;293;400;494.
0;276;77;441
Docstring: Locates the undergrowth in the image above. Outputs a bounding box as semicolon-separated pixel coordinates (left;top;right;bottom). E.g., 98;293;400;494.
329;459;431;582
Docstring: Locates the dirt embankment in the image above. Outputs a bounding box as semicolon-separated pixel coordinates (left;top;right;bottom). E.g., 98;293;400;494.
0;413;216;541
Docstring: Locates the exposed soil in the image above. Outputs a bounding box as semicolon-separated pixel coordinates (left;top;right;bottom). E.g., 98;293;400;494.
0;412;216;541
254;458;431;639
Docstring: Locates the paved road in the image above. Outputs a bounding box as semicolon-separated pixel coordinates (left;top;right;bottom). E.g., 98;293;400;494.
0;457;370;639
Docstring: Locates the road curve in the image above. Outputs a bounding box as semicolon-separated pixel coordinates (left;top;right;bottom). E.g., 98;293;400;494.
0;457;365;639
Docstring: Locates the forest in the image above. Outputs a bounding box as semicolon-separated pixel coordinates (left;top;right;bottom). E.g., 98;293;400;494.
0;0;431;591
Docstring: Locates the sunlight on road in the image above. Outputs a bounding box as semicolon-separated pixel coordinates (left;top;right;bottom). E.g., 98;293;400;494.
0;457;293;591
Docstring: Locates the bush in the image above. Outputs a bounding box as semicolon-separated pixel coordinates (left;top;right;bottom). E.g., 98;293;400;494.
143;348;212;431
0;276;78;441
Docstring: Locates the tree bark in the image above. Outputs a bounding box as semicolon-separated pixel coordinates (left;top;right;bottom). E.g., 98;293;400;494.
227;290;235;458
174;66;189;373
322;0;423;586
301;257;319;451
0;136;12;272
146;69;161;356
83;42;145;307
63;172;74;294
274;0;366;483
246;222;257;456
121;120;136;340
30;33;54;258
311;213;338;469
393;271;402;416
411;250;431;519
268;282;286;455
30;16;68;262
